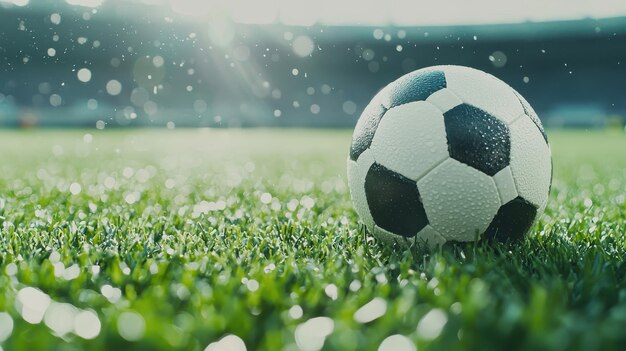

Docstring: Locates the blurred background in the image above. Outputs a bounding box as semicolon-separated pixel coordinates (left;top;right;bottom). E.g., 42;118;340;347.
0;0;625;129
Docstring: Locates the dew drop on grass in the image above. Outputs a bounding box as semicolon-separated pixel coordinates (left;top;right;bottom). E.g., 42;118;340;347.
73;310;101;340
263;263;276;273
417;309;448;340
354;297;387;323
44;302;76;336
300;196;315;209
63;264;80;280
205;334;247;351
117;311;145;341
52;262;64;277
69;182;82;195
101;285;122;303
49;251;61;263
260;192;272;204
295;317;334;351
287;199;298;211
289;305;303;320
16;287;51;324
378;334;415;351
324;284;338;300
246;279;259;292
349;280;362;292
4;263;17;276
0;313;13;342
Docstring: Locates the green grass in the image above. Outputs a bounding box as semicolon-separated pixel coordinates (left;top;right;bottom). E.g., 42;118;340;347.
0;129;624;351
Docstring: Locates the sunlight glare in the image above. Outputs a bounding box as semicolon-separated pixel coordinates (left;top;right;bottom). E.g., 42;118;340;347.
0;0;29;6
278;0;319;26
231;0;278;24
65;0;104;7
157;0;626;26
169;0;212;17
208;19;235;47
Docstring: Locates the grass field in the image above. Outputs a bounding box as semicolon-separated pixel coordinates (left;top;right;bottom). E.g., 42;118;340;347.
0;129;624;351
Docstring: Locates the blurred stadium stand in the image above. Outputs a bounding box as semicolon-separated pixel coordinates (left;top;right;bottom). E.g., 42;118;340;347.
1;2;625;128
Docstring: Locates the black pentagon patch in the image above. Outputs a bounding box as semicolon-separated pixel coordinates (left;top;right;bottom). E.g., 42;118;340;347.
513;91;548;144
443;103;510;176
484;197;537;242
364;163;428;237
383;69;446;108
349;102;386;161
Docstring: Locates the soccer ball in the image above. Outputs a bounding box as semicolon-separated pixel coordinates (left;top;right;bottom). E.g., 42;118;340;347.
347;65;552;248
